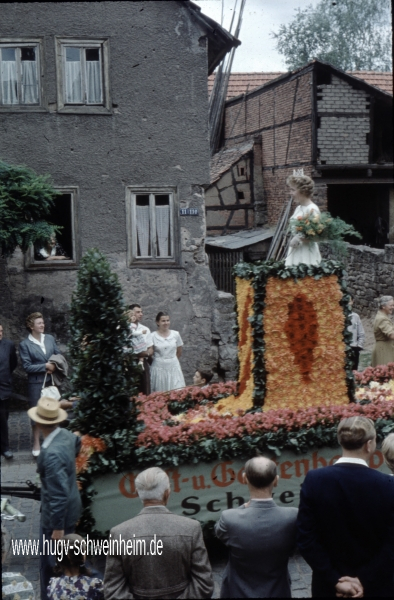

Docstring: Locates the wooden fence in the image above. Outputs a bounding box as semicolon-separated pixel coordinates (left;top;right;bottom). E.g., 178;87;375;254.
207;250;243;295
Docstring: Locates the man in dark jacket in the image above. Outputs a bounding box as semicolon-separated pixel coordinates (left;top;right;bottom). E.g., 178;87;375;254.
297;416;394;598
28;397;82;600
0;324;17;458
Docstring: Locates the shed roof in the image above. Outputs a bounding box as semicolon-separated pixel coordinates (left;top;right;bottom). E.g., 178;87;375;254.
210;139;254;184
208;69;393;98
182;1;240;75
206;227;275;250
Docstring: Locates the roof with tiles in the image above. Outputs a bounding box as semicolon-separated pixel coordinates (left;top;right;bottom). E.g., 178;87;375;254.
210;139;254;184
208;70;393;99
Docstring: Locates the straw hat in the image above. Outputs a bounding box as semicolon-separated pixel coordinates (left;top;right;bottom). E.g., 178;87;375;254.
28;396;68;425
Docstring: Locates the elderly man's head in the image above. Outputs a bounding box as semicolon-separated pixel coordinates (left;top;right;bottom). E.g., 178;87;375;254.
243;457;278;494
135;467;171;505
337;417;376;458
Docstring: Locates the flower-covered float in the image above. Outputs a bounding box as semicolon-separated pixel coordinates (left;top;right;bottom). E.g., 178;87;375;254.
77;261;394;536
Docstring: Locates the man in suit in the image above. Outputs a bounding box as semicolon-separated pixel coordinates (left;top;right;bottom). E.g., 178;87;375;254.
28;397;82;600
297;416;394;598
0;323;17;458
215;456;298;598
130;303;153;396
104;467;214;599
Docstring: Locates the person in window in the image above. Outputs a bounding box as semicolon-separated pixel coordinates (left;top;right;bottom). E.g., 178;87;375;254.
150;312;185;392
35;233;69;261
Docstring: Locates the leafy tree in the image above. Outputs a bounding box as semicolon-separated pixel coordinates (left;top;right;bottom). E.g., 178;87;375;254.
273;0;392;72
0;160;62;257
69;249;139;436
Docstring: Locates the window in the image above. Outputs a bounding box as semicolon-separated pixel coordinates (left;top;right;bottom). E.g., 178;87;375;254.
0;41;43;108
56;38;110;113
26;188;80;269
126;188;179;266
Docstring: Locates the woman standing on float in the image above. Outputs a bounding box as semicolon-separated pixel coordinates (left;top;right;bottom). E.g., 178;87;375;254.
150;312;185;392
285;175;322;267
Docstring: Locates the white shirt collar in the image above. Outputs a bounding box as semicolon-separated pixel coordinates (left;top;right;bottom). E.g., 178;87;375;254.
41;427;61;448
28;333;46;352
250;498;273;501
335;457;368;467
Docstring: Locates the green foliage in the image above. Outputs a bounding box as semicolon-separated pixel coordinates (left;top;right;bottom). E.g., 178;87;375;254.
69;249;139;436
273;0;392;72
0;160;62;257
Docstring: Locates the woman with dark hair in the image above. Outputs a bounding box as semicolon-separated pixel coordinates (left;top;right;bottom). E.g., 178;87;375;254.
47;533;104;600
150;312;185;392
284;174;322;267
19;312;62;456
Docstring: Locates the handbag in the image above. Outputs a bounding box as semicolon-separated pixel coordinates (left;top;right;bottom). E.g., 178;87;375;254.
41;373;61;401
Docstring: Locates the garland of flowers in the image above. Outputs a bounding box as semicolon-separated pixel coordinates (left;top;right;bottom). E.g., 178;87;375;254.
76;390;394;475
354;363;394;386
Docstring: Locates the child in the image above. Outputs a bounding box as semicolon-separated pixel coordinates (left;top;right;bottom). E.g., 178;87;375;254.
193;369;214;388
47;533;103;600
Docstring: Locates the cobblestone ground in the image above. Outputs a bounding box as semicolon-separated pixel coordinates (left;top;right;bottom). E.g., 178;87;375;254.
2;410;312;598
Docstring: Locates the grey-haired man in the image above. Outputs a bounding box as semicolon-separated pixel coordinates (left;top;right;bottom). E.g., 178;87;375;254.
104;467;214;599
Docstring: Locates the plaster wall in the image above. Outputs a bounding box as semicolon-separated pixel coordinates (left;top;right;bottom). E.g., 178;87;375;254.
0;2;237;386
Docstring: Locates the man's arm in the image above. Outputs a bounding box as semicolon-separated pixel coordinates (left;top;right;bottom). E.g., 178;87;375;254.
178;524;214;599
10;343;18;372
104;530;133;600
214;513;230;546
297;475;341;590
356;316;365;349
44;452;72;532
355;483;394;589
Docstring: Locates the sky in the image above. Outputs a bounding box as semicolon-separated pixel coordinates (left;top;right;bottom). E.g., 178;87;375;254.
193;0;322;72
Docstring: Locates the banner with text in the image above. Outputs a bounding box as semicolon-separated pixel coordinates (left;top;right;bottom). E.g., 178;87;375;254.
91;447;390;533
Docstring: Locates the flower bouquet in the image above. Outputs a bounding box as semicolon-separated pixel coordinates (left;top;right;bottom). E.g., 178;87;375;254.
289;211;361;254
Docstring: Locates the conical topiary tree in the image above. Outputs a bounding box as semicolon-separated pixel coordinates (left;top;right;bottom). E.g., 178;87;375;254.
69;248;139;436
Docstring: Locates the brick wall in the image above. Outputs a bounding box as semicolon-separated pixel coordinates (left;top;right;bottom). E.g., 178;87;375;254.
317;75;370;165
223;72;313;224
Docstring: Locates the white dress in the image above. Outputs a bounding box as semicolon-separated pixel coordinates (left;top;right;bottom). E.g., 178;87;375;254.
285;202;322;267
150;330;186;392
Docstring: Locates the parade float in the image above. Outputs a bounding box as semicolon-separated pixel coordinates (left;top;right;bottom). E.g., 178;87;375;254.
69;251;394;537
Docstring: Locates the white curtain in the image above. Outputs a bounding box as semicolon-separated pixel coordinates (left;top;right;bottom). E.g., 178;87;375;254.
21;61;38;104
65;60;82;103
136;205;151;256
86;60;102;104
156;205;170;257
1;61;17;104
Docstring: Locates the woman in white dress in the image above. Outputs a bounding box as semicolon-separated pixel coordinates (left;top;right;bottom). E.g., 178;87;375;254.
285;175;322;267
150;312;186;392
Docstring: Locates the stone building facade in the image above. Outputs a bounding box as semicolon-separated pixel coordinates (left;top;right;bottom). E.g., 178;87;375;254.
0;1;240;388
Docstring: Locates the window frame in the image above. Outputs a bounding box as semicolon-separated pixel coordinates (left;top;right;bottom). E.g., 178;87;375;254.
0;38;46;111
55;37;111;114
25;186;80;270
126;187;180;268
